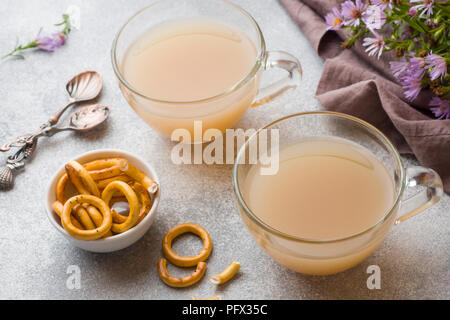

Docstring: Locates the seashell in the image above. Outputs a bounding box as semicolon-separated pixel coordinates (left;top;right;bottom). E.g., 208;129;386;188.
0;165;14;190
23;141;36;159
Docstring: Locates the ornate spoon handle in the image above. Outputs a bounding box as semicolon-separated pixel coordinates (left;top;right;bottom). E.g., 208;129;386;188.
0;140;37;190
0;134;34;152
0;125;51;190
0;121;52;152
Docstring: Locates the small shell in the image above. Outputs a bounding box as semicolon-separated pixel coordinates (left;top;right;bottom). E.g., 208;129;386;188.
23;142;36;159
0;166;14;190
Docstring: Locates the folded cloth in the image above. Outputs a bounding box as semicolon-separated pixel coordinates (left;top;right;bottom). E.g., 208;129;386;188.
279;0;450;194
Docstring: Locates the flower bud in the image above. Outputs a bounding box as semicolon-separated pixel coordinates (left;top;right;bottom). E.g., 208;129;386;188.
419;50;427;58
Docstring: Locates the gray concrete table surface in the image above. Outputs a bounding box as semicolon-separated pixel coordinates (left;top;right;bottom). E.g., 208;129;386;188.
0;0;448;300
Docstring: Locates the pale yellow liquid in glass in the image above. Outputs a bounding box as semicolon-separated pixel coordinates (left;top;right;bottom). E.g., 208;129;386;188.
243;138;395;240
121;19;259;139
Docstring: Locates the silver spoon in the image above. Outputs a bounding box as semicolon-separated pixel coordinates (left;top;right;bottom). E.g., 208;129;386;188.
49;71;103;126
45;104;110;136
0;71;103;152
0;104;110;190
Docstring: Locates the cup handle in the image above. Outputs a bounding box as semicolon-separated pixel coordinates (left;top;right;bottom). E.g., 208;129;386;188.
251;51;302;108
395;166;444;225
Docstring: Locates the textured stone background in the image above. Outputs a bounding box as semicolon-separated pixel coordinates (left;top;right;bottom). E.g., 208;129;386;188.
0;0;448;300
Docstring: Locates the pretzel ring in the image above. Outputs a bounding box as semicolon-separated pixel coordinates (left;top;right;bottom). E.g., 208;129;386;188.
62;195;112;241
102;181;140;234
110;182;152;224
96;174;132;190
83;158;125;171
162;223;212;267
133;182;152;224
55;173;99;230
157;259;207;288
56;173;69;203
191;295;222;300
65;161;100;197
84;158;127;181
84;204;113;238
56;159;125;203
52;201;84;230
118;161;158;194
72;205;96;230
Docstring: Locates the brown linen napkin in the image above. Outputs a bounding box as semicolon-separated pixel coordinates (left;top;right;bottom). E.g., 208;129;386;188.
279;0;450;194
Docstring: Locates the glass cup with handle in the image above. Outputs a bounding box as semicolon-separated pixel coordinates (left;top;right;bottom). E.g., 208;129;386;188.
232;111;444;275
112;0;302;142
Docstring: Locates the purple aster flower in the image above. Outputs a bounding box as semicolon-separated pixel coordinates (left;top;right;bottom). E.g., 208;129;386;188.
325;7;344;31
342;0;368;27
408;7;418;16
391;56;426;101
363;5;387;30
362;31;388;59
390;58;409;78
425;52;447;80
370;0;394;10
401;75;423;100
35;29;66;52
2;14;72;59
410;0;434;19
398;57;426;101
429;97;450;120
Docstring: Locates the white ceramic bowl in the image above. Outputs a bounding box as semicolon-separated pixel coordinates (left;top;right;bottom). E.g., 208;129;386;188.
45;149;160;253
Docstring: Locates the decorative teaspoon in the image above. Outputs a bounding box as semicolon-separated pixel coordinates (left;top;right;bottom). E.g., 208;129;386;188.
0;104;110;190
0;71;103;152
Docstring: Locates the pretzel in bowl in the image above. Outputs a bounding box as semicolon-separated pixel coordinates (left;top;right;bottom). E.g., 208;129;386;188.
52;201;84;230
83;158;127;181
96;175;133;190
65;160;101;197
61;195;112;241
117;160;159;194
101;180;140;234
108;182;152;225
64;161;114;237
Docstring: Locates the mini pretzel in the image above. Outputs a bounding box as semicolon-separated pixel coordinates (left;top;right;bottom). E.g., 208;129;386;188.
157;258;207;288
110;182;152;224
56;159;125;203
54;201;103;234
118;161;158;194
62;195;112;241
96;174;132;190
65;161;100;197
56;173;69;203
192;296;222;300
83;158;125;171
162;223;212;267
210;261;240;285
102;180;140;234
84;204;113;237
55;173;97;230
133;182;152;224
72;205;96;230
84;158;127;181
52;201;84;230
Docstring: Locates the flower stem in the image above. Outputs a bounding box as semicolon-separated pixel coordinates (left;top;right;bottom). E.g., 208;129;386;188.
2;41;37;59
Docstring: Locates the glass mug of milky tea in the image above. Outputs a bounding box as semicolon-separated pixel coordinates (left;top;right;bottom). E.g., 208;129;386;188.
112;0;301;142
233;112;443;275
